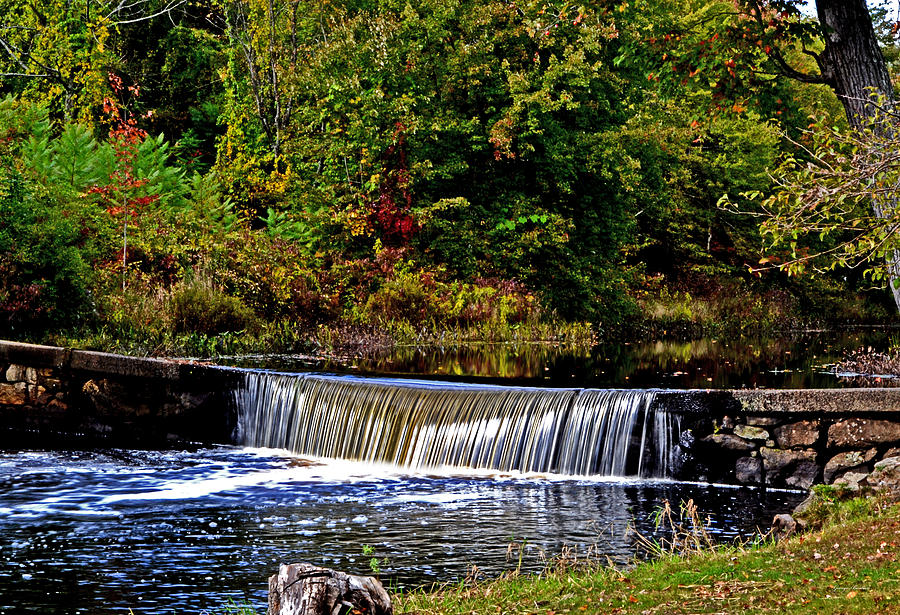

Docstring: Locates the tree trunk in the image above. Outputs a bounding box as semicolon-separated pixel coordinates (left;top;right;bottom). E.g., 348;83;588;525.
268;563;393;615
816;0;900;312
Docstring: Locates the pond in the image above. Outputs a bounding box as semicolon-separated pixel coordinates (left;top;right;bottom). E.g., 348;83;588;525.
0;447;804;614
221;328;899;389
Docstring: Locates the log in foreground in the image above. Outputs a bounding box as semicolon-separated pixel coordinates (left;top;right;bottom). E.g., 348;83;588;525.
268;563;393;615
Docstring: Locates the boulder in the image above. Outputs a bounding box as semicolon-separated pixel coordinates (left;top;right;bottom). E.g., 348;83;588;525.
5;364;26;383
827;419;900;449
868;456;900;498
700;433;755;452
823;449;877;484
833;471;870;492
774;420;820;449
733;425;769;441
0;383;26;405
771;514;804;540
735;456;762;484
760;447;818;488
269;563;392;615
786;461;819;489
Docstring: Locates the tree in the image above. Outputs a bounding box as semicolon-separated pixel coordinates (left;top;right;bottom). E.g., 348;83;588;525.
624;0;900;312
0;0;188;122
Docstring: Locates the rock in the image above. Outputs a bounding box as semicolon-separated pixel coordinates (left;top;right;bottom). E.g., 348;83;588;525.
745;416;781;426
833;472;870;492
774;420;820;449
0;383;26;405
760;447;817;488
883;447;900;460
771;514;803;540
720;416;735;430
868;456;900;498
735;456;762;484
733;425;769;441
824;449;877;483
268;563;392;615
827;419;900;449
787;461;819;489
793;493;816;516
41;377;62;393
700;433;756;452
5;364;26;382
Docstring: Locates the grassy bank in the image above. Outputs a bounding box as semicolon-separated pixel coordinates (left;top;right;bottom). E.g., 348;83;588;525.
397;496;900;614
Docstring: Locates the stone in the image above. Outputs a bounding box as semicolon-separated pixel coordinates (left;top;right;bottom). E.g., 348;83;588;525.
27;385;46;399
824;449;877;483
746;416;781;426
24;367;37;384
774;420;820;449
793;493;815;516
883;447;900;460
5;364;26;383
760;447;817;488
268;563;393;615
733;424;769;441
720;416;736;430
771;514;802;540
0;383;26;405
869;457;900;498
786;460;819;489
827;419;900;449
735;456;762;484
700;433;756;452
41;377;62;393
833;472;870;492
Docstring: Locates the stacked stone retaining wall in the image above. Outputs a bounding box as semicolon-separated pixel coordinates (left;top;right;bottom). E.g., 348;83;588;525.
656;389;900;489
0;341;240;448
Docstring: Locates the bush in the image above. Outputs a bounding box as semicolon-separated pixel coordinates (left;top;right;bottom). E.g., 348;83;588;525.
169;274;257;334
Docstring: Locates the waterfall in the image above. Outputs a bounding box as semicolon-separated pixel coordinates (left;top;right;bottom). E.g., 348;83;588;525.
234;372;679;478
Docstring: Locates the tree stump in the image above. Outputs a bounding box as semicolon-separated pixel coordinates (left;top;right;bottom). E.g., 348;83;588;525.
268;563;393;615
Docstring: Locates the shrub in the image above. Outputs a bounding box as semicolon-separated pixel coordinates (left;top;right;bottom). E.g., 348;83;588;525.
169;274;256;334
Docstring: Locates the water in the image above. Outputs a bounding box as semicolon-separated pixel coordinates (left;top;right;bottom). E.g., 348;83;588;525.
223;329;900;388
236;373;679;477
0;447;804;614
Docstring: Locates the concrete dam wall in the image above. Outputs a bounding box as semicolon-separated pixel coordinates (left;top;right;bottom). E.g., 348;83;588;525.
2;340;899;489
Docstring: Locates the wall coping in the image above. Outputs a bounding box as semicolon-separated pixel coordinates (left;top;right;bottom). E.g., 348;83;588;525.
0;340;232;383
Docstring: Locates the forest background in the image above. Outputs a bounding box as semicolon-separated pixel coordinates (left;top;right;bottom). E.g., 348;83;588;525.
1;0;897;357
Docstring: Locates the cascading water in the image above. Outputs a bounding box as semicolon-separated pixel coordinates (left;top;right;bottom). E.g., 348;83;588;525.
234;372;680;478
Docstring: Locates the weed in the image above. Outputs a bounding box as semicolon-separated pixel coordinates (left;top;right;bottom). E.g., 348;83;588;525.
630;499;719;559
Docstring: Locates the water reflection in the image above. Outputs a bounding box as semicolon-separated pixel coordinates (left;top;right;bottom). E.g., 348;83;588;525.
0;447;804;614
223;329;899;388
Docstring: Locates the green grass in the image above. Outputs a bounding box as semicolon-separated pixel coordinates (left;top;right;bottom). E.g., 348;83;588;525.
398;498;900;614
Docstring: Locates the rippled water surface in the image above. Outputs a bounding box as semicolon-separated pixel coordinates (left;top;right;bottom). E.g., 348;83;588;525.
0;447;804;614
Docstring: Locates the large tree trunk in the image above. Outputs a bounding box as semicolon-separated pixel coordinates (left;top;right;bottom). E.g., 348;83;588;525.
816;0;900;313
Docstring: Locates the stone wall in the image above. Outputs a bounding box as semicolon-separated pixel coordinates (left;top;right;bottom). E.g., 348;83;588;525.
656;389;900;489
0;341;241;448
